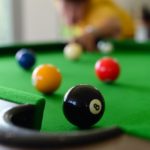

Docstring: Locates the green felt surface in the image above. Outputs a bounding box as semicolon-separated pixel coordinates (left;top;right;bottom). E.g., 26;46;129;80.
0;42;150;139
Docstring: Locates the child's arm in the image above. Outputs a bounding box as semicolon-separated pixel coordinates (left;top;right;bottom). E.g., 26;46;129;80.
73;17;121;51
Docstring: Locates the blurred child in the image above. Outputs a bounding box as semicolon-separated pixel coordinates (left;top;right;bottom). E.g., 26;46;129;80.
55;0;135;51
142;7;150;38
134;6;150;42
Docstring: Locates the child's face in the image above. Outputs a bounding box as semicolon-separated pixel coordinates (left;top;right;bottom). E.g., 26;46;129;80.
58;0;89;25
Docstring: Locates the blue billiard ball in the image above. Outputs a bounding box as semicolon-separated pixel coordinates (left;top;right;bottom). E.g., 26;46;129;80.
16;49;36;70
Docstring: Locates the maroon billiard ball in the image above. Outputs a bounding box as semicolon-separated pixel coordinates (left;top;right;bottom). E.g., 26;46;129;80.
95;57;120;83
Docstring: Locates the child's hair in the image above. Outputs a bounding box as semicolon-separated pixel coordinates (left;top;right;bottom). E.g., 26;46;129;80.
142;6;150;22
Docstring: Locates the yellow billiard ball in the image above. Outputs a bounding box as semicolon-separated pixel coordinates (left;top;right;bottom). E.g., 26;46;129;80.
32;64;62;94
64;43;83;60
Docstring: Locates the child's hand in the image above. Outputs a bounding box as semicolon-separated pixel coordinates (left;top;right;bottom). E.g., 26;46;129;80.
73;31;98;52
73;18;121;51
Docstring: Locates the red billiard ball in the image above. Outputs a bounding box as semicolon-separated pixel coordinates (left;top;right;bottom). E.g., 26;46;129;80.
95;57;120;83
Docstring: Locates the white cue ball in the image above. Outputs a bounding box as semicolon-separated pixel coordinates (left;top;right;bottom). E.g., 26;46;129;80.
64;43;82;60
97;41;113;54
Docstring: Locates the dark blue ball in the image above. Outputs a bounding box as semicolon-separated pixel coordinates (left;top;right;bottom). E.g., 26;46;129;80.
16;49;36;70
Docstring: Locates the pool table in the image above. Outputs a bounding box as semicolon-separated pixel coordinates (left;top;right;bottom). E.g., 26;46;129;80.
0;40;150;149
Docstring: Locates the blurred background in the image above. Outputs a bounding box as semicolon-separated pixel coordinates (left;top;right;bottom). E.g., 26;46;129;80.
0;0;150;44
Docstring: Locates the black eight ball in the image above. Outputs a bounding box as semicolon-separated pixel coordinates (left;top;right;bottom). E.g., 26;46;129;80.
63;84;105;128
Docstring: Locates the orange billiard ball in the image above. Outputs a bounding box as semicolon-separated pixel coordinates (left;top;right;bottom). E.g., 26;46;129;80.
32;64;62;94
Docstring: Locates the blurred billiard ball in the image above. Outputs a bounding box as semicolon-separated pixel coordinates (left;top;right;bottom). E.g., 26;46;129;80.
16;49;36;70
32;64;62;94
63;84;105;128
64;43;83;60
97;41;114;54
95;57;120;83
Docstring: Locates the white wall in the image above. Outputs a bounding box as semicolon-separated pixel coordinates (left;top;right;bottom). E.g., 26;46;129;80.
0;0;12;43
21;0;62;42
12;0;150;43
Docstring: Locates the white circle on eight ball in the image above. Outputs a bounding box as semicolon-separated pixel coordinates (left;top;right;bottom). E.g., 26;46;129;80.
89;99;102;115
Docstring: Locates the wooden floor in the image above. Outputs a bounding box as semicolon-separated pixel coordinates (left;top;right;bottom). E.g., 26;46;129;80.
1;134;150;150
